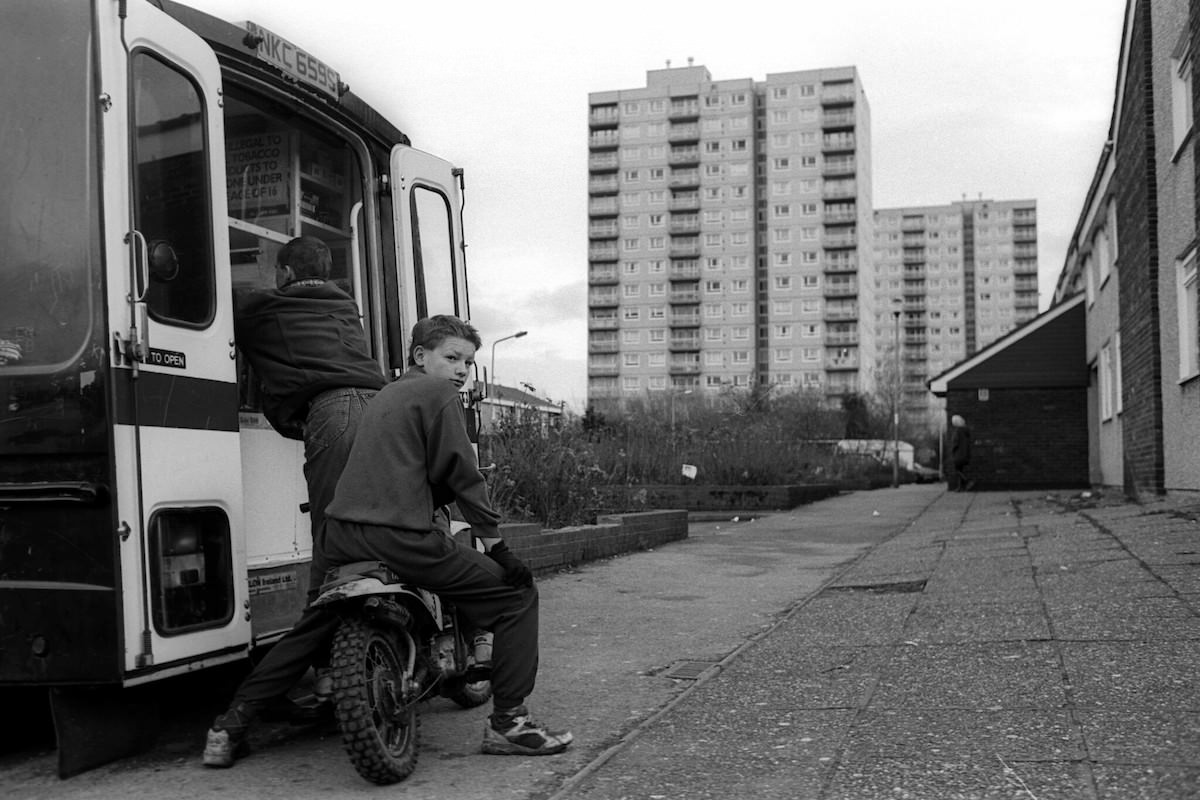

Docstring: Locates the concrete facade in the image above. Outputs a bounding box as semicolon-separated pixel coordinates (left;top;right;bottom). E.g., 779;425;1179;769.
586;64;875;407
873;199;1040;428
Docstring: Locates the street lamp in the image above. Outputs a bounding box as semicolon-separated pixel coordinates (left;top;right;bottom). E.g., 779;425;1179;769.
670;388;693;433
891;298;903;488
489;330;527;393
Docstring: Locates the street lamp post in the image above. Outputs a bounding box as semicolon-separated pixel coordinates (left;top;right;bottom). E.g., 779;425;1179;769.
489;330;527;394
891;300;902;488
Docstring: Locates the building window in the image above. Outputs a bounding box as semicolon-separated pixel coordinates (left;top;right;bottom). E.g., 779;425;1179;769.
705;351;723;365
623;329;640;344
649;306;666;319
649;328;666;342
622;377;640;391
648;282;666;296
1099;341;1115;421
1172;30;1194;155
623;261;639;275
648;352;665;366
624;353;640;367
649;375;666;390
704;280;722;293
774;276;792;290
731;302;750;316
623;308;640;320
623;284;640;298
773;157;790;170
1177;247;1198;381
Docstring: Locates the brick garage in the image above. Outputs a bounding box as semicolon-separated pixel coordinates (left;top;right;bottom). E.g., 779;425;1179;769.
930;295;1089;490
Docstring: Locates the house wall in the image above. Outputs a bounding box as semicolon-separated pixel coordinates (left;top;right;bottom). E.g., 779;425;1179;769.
1152;0;1200;491
944;387;1088;489
1116;0;1166;495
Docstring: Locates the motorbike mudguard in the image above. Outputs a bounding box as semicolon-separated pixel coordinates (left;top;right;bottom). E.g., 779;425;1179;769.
312;576;443;630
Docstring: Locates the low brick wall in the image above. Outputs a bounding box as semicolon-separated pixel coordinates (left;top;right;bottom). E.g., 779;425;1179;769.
597;484;840;512
495;510;688;575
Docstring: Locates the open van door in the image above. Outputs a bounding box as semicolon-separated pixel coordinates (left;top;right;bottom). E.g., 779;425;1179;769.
103;0;249;679
389;146;470;359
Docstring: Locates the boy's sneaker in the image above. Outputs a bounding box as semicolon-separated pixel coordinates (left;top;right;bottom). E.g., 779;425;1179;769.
202;727;249;767
482;711;573;756
202;702;255;767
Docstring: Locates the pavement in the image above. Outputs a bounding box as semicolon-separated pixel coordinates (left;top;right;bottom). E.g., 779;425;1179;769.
4;485;1199;799
555;486;1200;800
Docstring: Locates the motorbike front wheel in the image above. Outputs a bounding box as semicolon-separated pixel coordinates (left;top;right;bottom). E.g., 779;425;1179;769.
330;615;419;785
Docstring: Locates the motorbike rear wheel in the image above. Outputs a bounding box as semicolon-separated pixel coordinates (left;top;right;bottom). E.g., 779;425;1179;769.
330;614;420;785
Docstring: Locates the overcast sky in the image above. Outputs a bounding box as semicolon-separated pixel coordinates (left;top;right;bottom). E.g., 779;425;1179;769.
187;0;1128;410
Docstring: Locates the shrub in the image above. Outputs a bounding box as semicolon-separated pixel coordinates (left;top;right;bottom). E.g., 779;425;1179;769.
481;387;901;527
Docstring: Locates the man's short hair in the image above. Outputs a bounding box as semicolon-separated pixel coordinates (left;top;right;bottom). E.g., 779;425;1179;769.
277;236;332;280
408;315;482;366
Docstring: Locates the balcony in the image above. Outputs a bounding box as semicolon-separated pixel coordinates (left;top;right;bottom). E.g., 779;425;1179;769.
668;287;700;304
669;334;701;351
588;265;617;284
669;311;701;328
588;244;618;262
589;105;619;128
821;109;855;128
588;151;619;172
824;208;856;225
669;361;701;375
667;123;701;143
669;260;700;280
824;279;857;298
589;175;619;195
824;180;857;199
824;304;858;321
823;231;857;249
669;239;701;258
667;99;700;120
1013;209;1037;224
900;216;925;231
668;146;700;166
669;215;700;234
902;249;926;265
825;331;859;346
822;158;856;177
589;197;619;217
821;133;856;152
903;298;926;312
668;168;700;189
824;257;858;273
588;313;618;330
669;192;700;212
588;289;618;307
588;363;619;377
1013;244;1038;259
1014;225;1037;243
820;83;856;105
589;221;618;240
588;335;619;353
826;352;859;370
589;130;619;150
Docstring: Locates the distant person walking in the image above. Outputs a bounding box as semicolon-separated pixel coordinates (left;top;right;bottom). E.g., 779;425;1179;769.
950;414;974;491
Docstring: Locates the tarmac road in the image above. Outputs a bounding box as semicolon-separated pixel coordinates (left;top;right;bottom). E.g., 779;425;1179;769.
5;485;1197;799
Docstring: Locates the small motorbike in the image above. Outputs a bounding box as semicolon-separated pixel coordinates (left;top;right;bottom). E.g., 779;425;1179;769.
311;538;491;785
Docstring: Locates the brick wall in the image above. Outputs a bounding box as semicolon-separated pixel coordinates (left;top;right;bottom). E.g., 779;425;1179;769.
946;387;1088;489
491;510;688;575
1117;0;1166;496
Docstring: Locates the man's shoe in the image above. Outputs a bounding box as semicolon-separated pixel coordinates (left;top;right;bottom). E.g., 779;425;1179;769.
482;712;573;756
202;727;249;767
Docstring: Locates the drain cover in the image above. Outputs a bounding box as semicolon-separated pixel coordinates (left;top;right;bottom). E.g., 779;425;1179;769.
824;579;927;595
663;660;718;680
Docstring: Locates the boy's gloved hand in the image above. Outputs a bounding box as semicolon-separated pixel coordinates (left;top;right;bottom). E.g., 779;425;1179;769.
487;541;533;587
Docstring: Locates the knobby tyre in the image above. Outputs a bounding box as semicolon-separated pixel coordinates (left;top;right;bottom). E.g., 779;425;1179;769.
330;613;419;784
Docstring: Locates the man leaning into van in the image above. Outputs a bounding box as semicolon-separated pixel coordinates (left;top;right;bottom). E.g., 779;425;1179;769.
203;235;385;767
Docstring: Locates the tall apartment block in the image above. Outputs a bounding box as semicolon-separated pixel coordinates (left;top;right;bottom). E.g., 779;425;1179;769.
872;199;1040;424
586;64;875;407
